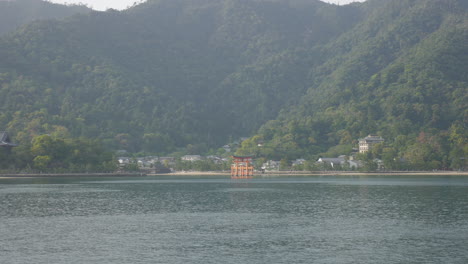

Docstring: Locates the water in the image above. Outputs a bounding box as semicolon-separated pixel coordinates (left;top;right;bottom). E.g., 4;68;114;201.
0;175;467;264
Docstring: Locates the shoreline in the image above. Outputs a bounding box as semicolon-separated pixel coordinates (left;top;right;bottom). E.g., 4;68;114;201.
0;172;146;179
0;171;467;179
149;171;468;176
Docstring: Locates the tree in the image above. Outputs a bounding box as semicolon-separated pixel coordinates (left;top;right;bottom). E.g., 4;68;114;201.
31;135;68;167
33;155;52;171
448;122;467;170
280;158;290;171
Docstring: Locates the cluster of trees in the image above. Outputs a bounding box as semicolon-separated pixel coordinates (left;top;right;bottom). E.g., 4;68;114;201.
117;159;226;173
172;159;230;172
235;122;467;171
0;134;116;173
0;0;466;172
352;124;466;171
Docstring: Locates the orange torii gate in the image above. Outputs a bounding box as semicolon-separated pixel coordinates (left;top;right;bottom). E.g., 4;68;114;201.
231;156;254;179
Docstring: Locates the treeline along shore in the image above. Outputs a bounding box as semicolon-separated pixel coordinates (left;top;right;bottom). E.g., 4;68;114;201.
1;171;467;178
149;171;468;176
0;172;146;178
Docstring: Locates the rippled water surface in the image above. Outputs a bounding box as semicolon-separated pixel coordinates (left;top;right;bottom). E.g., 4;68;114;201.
1;175;467;264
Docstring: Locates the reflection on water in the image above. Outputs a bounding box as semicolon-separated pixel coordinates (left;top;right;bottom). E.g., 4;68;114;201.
0;175;467;264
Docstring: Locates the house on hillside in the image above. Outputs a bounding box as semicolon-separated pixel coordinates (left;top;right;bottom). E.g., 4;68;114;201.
117;157;131;167
348;160;362;169
262;160;280;171
292;159;306;166
317;157;346;168
374;158;385;171
358;135;384;153
181;155;202;162
207;155;226;164
159;157;175;166
136;156;159;168
222;145;231;152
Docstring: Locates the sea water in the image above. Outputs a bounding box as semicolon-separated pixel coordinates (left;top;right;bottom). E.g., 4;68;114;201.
0;175;467;264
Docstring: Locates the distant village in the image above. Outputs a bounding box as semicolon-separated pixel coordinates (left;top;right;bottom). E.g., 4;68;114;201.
0;130;394;174
117;135;387;174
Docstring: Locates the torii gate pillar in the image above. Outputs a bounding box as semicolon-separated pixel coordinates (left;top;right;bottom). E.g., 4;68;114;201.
231;156;253;179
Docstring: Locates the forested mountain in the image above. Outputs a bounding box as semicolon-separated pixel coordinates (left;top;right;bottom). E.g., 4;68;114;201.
0;0;92;36
236;0;468;170
0;0;466;170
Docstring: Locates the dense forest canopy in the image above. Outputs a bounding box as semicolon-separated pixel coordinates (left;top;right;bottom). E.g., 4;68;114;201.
0;0;466;171
0;0;92;36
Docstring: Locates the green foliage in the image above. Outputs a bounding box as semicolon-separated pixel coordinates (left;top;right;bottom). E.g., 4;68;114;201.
0;0;91;36
33;155;51;171
123;162;140;172
3;134;117;173
0;0;363;154
0;0;465;173
240;0;467;170
0;147;16;171
173;159;230;172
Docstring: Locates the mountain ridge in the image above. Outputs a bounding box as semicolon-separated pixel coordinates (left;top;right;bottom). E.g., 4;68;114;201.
0;0;92;36
0;0;466;169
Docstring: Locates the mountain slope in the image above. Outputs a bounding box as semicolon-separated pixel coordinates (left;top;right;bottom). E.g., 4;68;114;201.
237;0;467;168
0;0;92;36
0;0;363;152
0;0;466;167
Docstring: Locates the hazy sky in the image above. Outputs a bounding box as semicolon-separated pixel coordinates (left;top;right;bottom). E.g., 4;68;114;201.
48;0;366;11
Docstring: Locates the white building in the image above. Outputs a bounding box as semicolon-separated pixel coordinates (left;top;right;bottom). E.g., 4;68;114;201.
317;157;346;168
262;160;280;171
358;135;384;153
292;159;306;166
181;155;202;162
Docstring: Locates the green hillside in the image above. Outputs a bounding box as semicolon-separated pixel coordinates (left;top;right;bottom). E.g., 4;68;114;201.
0;0;360;151
236;0;467;169
0;0;466;170
0;0;91;36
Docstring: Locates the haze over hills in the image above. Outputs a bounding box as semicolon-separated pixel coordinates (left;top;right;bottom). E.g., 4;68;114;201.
0;0;92;36
0;0;466;169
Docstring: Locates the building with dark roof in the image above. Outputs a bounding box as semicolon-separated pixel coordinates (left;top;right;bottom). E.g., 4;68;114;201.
358;135;384;153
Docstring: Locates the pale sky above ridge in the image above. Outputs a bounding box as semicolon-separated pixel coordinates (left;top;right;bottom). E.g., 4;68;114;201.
48;0;366;11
